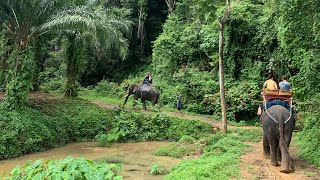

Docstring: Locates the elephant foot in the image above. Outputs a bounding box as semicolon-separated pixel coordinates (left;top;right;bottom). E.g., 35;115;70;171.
263;153;270;159
271;162;279;167
280;169;294;173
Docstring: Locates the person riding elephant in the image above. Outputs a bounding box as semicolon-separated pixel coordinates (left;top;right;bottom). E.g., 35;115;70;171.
261;105;295;173
279;75;291;91
263;73;278;92
123;83;159;110
143;72;152;86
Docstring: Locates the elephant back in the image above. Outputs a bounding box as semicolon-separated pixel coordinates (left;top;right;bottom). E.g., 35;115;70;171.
261;105;294;124
138;84;158;94
139;84;151;92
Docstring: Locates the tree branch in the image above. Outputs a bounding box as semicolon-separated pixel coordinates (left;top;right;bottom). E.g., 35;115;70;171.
219;0;230;27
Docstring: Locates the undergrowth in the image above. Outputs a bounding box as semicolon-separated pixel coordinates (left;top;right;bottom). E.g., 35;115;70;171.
2;156;122;179
0;98;112;160
163;129;261;180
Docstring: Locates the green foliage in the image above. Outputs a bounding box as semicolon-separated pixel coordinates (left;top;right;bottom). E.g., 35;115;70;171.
228;128;261;143
104;110;214;142
165;132;250;180
0;99;112;159
167;68;261;120
153;1;207;76
2;156;122;180
0;30;9;91
296;95;320;166
178;135;196;144
5;50;34;109
95;156;128;164
95;133;112;147
95;127;126;147
153;142;201;158
95;79;125;98
150;162;170;175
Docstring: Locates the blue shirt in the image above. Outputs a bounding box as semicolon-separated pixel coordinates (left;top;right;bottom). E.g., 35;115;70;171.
280;81;290;91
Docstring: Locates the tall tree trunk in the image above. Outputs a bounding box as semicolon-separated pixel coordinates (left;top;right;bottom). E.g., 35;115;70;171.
138;0;147;55
6;48;34;109
65;34;77;97
65;33;84;97
32;38;46;91
218;0;230;134
164;0;175;14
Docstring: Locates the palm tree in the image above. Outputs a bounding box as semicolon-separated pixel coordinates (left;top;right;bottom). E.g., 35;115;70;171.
0;0;65;108
0;0;132;107
42;4;132;97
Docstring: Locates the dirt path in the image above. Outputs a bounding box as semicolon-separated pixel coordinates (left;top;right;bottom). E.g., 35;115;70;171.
240;140;320;180
91;101;320;180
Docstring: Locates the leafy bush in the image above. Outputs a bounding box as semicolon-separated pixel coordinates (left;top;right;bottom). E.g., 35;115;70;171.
150;162;170;175
95;79;125;98
178;135;196;144
39;65;67;92
101;110;214;143
172;68;261;120
95;133;112;147
164;129;259;180
3;156;122;180
153;142;202;158
95;156;128;164
296;97;320;166
40;77;66;92
0;99;112;160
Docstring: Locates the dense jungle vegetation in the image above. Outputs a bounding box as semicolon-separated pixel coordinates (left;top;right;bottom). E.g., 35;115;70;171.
0;0;320;178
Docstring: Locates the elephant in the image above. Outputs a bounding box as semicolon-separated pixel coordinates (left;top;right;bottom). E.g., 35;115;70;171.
123;84;160;110
261;105;295;173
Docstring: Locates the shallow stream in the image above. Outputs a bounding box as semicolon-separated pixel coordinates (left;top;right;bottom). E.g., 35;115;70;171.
0;141;181;180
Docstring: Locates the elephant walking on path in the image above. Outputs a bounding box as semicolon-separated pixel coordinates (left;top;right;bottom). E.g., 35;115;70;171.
261;105;295;173
123;84;159;110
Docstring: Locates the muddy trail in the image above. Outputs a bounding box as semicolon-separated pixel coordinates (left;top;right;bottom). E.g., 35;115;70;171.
92;100;320;180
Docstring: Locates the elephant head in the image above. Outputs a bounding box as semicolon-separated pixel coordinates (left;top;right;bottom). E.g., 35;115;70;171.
123;84;139;105
261;105;295;173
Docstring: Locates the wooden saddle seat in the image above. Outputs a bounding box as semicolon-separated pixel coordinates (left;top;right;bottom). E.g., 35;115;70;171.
263;89;293;101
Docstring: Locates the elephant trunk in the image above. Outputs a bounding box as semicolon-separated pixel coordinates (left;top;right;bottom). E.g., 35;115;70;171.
123;93;130;105
279;122;295;173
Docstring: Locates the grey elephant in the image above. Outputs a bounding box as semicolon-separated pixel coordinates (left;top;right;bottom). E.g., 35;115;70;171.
261;105;295;173
123;84;160;110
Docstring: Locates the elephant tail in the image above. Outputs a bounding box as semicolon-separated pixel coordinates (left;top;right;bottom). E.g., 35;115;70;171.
279;121;295;172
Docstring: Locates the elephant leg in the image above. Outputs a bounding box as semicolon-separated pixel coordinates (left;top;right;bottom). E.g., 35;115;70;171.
277;147;282;161
279;139;291;173
263;133;270;158
142;100;147;110
151;98;156;106
269;138;279;167
133;96;138;108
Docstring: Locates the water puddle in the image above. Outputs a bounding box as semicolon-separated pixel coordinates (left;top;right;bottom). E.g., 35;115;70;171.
0;141;181;179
